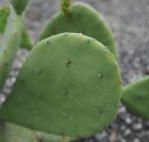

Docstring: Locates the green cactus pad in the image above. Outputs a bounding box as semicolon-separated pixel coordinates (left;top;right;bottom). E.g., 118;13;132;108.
121;76;149;119
0;33;121;138
0;120;72;142
0;6;33;50
10;0;29;15
0;8;24;90
0;122;38;142
40;2;118;59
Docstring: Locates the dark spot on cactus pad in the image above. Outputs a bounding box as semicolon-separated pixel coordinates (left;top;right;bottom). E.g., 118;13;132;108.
62;88;68;95
19;79;25;84
86;39;91;44
98;110;103;114
65;60;72;67
96;108;103;114
46;41;50;45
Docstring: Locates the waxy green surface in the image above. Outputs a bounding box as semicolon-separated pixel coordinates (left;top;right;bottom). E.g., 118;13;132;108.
122;76;149;119
10;0;29;15
40;2;118;59
0;122;38;142
0;33;121;138
0;121;73;142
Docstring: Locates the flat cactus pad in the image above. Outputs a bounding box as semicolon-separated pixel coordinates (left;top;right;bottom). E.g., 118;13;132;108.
10;0;29;15
0;122;38;142
40;2;118;59
0;33;121;138
122;76;149;119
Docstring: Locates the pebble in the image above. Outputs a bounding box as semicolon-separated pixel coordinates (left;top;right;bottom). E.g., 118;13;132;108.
133;123;143;130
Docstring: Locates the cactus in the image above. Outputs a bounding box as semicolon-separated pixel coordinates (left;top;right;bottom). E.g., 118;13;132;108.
0;122;38;142
39;2;118;59
10;0;29;15
0;6;33;50
121;76;149;119
0;7;24;89
0;33;121;138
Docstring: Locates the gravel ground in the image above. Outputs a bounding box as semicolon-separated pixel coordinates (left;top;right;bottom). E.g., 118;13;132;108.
0;0;149;142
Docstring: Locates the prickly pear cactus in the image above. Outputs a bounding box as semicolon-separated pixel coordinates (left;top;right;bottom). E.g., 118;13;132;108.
0;6;33;50
121;76;149;119
0;122;38;142
0;33;121;138
40;2;118;59
10;0;29;15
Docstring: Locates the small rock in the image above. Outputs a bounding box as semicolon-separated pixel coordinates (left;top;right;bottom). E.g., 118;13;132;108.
133;123;143;130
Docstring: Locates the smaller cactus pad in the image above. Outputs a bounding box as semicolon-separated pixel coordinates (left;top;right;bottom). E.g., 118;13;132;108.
121;76;149;119
0;33;121;138
39;2;118;59
0;122;38;142
10;0;29;15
